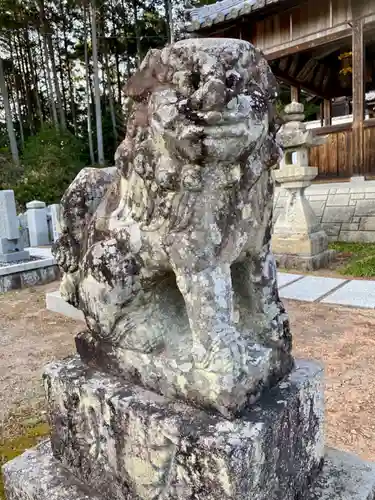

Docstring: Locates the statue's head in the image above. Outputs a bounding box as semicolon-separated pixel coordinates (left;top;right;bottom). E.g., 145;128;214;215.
117;38;280;187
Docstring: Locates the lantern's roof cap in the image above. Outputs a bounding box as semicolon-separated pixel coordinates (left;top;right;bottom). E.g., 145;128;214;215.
185;0;283;32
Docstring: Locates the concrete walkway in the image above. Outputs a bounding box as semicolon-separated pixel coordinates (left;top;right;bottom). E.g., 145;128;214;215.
278;272;375;309
33;245;375;311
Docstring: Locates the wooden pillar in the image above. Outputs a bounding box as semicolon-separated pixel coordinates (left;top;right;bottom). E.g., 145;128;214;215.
352;18;365;175
291;85;300;102
320;102;324;127
323;99;332;126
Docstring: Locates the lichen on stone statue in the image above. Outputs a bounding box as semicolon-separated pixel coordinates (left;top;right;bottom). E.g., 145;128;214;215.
52;38;292;417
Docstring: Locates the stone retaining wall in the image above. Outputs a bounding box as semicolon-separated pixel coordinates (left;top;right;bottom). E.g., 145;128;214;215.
274;178;375;243
0;264;60;293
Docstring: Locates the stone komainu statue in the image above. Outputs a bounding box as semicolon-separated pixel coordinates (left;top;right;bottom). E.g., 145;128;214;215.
53;38;292;417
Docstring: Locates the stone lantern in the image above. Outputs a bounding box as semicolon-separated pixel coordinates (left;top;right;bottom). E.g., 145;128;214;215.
272;101;334;270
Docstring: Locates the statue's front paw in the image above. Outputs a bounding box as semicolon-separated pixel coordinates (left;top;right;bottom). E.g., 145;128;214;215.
52;233;79;273
194;327;249;375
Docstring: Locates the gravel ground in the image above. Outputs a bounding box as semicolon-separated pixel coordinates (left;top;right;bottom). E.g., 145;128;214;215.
1;282;375;460
0;256;41;268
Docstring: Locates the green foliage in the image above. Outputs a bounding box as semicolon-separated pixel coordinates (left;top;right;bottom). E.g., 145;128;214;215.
0;149;23;191
275;84;320;121
10;125;87;208
0;421;50;499
329;242;375;277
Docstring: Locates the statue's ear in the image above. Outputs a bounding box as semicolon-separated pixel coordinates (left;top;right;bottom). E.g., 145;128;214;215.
124;49;164;101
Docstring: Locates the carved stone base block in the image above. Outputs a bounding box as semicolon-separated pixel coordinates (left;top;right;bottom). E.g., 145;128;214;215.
274;249;335;272
273;162;333;271
0;250;30;263
273;229;335;271
4;441;375;500
40;356;323;500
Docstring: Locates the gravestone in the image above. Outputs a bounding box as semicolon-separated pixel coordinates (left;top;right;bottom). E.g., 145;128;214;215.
0;190;29;263
48;204;61;242
3;39;375;500
18;213;30;249
26;200;49;247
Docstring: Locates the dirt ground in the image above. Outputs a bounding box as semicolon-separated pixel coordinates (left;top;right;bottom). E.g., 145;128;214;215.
1;282;375;460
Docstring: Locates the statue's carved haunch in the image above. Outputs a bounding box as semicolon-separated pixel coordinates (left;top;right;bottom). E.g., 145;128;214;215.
53;38;293;417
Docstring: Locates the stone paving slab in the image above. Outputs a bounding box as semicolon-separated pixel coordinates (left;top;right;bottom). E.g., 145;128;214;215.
321;279;375;309
46;290;84;321
277;273;304;288
279;276;347;302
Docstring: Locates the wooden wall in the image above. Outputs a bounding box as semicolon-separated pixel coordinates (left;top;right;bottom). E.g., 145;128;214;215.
248;0;375;58
309;120;375;177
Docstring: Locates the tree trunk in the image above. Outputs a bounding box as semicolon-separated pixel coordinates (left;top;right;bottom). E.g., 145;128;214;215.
62;3;77;135
47;33;66;129
7;73;20;147
104;48;117;142
91;0;105;165
164;0;174;43
39;0;59;128
16;33;34;134
43;34;59;129
0;58;19;165
38;30;52;121
15;85;25;148
132;0;142;66
57;40;68;116
8;36;25;147
24;29;43;124
111;3;122;105
120;0;132;77
84;4;95;165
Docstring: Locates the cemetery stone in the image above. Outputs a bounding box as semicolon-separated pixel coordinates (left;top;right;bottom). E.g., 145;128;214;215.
0;190;30;263
49;204;61;242
26;200;50;247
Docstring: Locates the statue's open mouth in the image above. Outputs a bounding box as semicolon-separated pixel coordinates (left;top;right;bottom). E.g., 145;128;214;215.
203;123;253;138
180;122;255;141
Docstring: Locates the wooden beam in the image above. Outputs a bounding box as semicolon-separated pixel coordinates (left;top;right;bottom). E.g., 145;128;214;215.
352;18;365;175
296;59;318;83
288;53;300;78
265;24;352;60
313;64;325;89
264;13;375;61
279;57;289;72
291;85;300;102
273;67;333;100
323;99;332;126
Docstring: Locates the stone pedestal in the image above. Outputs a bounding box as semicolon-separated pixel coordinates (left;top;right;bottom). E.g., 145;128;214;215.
6;356;325;500
0;190;29;263
6;441;375;500
272;102;334;271
4;356;375;500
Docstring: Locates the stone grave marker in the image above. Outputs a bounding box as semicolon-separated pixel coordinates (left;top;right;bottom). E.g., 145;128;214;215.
49;204;61;242
0;190;29;263
26;200;49;247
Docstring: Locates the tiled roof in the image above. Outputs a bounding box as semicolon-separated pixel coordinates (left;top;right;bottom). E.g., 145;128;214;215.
185;0;280;32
